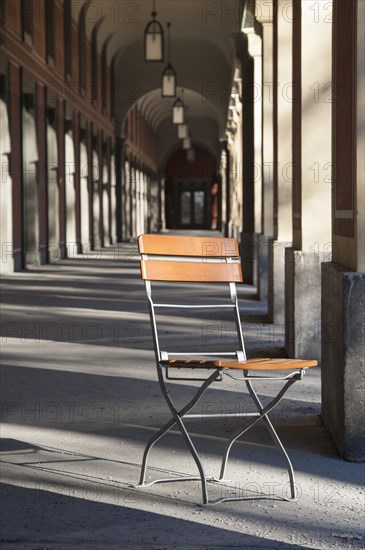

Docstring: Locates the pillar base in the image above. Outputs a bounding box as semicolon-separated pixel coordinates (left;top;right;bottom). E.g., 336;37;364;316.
322;263;365;462
285;248;322;361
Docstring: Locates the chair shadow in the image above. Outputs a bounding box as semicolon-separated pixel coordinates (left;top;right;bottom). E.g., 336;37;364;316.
0;480;319;550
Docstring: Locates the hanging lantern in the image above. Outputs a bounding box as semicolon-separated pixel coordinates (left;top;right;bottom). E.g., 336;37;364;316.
187;148;196;162
162;64;177;96
173;97;185;124
177;123;189;139
144;0;164;62
161;23;176;97
182;136;191;149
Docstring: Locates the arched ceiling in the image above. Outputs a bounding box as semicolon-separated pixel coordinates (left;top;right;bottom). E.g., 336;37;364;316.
76;0;246;165
134;88;218;132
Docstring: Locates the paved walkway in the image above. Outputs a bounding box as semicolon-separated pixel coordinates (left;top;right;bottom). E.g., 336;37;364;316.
0;240;364;549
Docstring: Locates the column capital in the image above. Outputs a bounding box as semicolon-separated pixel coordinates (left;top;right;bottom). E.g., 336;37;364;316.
242;28;262;58
255;0;274;24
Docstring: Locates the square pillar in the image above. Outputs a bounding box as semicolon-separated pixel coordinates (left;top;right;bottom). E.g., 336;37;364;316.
243;20;262;290
73;111;82;254
285;0;332;360
270;0;293;324
237;31;255;284
322;0;365;461
322;265;365;461
86;121;94;249
255;1;274;301
0;61;15;273
36;83;48;265
57;98;66;259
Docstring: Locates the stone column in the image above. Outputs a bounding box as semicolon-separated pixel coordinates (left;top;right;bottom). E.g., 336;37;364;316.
130;159;136;238
160;175;166;232
23;82;40;266
226;71;243;241
285;0;332;360
36;83;48;265
79;120;89;253
92;131;101;249
254;0;274;301
321;0;365;461
242;17;262;289
115;137;123;242
97;129;104;247
220;140;231;237
73;111;82;254
157;171;163;232
106;137;113;244
0;61;14;273
9;62;23;271
269;0;293;324
57;98;66;259
226;129;237;238
86;121;94;249
239;34;255;284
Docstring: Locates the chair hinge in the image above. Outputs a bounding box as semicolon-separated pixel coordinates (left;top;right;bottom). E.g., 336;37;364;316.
236;351;245;361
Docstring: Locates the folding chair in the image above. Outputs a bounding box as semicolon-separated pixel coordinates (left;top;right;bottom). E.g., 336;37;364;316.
137;234;317;505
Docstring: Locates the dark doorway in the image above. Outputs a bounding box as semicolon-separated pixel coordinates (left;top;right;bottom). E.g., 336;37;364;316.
175;179;209;229
164;146;218;229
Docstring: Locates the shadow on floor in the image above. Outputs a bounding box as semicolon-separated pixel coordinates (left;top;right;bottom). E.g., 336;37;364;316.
0;482;319;550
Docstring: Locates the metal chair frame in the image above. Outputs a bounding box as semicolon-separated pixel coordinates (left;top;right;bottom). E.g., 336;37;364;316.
137;235;316;505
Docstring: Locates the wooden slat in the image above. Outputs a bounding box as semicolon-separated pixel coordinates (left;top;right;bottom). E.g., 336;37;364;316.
138;234;239;257
140;260;243;283
163;358;318;371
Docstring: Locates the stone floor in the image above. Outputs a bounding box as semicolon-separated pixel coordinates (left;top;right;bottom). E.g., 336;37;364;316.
0;239;364;549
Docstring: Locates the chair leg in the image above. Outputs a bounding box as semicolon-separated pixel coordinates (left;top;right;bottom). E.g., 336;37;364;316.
245;379;296;499
170;410;209;504
139;368;221;504
139;416;178;486
219;377;298;499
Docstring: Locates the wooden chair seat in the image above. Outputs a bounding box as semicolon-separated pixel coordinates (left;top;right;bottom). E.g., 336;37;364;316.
163;357;317;371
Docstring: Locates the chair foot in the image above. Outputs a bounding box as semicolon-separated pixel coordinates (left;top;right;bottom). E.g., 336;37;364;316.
211;476;231;483
202;494;293;506
130;482;145;489
136;474;297;505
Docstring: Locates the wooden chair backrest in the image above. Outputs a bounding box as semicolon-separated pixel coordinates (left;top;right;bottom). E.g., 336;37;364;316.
138;235;243;283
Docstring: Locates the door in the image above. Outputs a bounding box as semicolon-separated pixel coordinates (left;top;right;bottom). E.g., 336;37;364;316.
175;179;208;229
